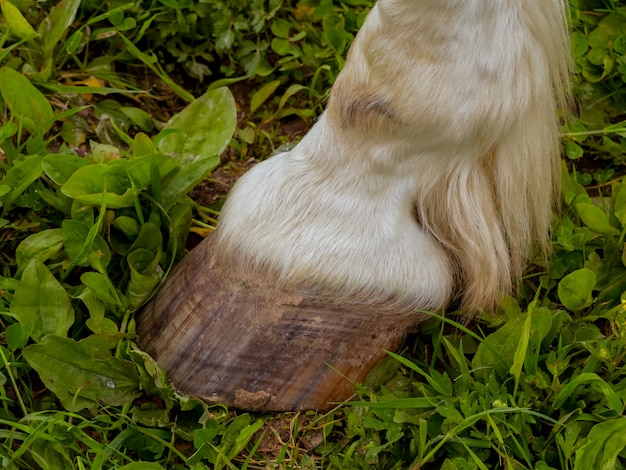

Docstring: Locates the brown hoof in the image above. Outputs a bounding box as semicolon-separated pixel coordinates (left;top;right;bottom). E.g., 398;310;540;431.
136;235;425;411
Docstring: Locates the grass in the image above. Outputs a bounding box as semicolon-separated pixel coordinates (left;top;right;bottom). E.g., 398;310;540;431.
1;0;626;468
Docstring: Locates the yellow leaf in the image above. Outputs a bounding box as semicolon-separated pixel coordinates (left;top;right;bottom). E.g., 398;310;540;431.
74;76;106;88
189;227;213;238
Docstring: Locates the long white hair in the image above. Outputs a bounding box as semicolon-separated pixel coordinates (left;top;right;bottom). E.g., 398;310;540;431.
213;0;571;314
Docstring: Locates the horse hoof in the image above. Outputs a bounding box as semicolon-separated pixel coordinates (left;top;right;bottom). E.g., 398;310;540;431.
136;234;425;411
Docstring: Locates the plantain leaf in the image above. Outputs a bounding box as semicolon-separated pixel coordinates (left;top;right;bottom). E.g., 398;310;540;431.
6;322;30;351
0;67;53;134
81;272;126;312
0;154;44;209
42;154;91;185
132;132;154;158
121;108;155;133
157;87;236;165
129;222;163;254
62;220;111;273
10;259;74;342
168;201;193;261
126;248;163;309
0;0;38;40
38;0;82;59
160;157;221;209
61;163;136;208
22;334;141;413
15;228;64;277
76;286;118;334
61;156;178;208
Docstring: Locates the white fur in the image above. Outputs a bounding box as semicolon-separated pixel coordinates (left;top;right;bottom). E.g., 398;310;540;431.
214;0;570;314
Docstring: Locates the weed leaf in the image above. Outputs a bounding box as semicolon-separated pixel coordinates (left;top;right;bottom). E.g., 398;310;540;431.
167;202;193;261
0;0;38;40
0;154;44;210
42;154;91;185
22;334;141;413
62;220;111;273
10;259;74;342
77;287;118;334
558;268;596;310
132;132;154;158
118;33;194;103
15;228;64;277
575;203;620;236
250;79;280;114
345;397;437;409
561;164;591;206
510;304;532;395
39;0;81;59
118;463;166;470
6;322;30;351
61;163;136;208
574;419;626;470
613;182;626;228
214;414;264;469
81;272;125;311
126;248;163;308
157;87;236;165
0;67;52;134
473;317;523;377
553;373;619;410
160;157;221;209
385;350;453;397
30;439;75;470
121;108;155;133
